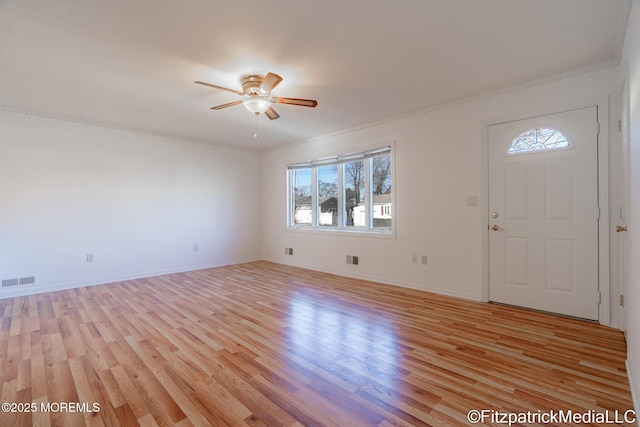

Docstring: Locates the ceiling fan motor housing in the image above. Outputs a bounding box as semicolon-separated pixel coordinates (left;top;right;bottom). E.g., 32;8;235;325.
241;75;266;95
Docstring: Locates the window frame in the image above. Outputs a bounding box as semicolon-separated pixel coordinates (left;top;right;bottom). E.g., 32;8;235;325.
286;143;395;238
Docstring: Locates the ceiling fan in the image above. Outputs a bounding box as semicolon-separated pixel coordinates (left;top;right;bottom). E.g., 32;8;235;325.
195;72;318;120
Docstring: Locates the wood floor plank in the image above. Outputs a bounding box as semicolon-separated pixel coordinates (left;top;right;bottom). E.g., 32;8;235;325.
0;261;635;426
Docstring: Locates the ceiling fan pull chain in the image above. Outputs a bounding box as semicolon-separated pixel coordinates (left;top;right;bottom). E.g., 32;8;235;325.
253;112;260;138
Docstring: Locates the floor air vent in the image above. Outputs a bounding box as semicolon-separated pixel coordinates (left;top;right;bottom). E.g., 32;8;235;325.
2;276;36;288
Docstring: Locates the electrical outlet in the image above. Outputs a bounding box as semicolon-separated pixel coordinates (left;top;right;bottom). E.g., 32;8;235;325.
421;255;428;265
285;247;293;255
620;294;625;307
352;256;359;265
86;254;94;263
412;254;418;263
193;244;199;252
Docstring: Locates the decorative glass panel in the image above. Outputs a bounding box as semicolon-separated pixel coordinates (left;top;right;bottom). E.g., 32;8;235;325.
507;128;569;154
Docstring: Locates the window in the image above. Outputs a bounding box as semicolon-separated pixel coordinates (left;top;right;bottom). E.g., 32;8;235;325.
372;155;392;228
288;146;393;234
291;168;312;225
318;165;338;227
507;128;569;154
344;160;365;229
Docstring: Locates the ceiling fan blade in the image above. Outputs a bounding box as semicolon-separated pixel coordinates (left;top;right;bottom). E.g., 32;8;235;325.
195;80;243;96
265;106;280;120
210;100;243;110
272;97;318;108
260;72;283;93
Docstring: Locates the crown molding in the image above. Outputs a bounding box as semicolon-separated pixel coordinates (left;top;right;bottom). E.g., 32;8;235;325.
3;58;619;157
265;60;620;154
0;105;260;152
3;36;628;158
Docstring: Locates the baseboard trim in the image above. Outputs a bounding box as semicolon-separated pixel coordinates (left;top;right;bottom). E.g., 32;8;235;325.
264;258;483;302
0;258;262;300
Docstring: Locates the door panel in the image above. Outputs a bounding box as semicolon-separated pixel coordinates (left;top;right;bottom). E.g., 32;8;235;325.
489;107;599;320
544;238;574;293
505;162;529;219
545;157;574;220
505;237;529;287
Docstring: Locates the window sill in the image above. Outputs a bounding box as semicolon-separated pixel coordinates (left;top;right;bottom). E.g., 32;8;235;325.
286;226;395;239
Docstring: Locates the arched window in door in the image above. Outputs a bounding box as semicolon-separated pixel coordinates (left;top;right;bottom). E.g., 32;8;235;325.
507;128;569;154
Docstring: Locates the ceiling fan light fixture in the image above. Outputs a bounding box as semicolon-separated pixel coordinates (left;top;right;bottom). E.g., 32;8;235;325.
242;97;271;114
196;72;317;122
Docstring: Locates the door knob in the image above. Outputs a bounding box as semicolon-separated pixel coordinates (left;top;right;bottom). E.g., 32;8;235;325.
616;225;627;232
491;224;503;231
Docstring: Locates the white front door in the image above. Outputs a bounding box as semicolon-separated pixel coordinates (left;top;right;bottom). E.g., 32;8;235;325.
488;107;600;320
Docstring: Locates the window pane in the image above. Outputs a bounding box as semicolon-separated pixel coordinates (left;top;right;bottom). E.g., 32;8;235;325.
372;155;392;230
317;165;338;227
507;128;569;154
292;169;312;225
344;160;365;228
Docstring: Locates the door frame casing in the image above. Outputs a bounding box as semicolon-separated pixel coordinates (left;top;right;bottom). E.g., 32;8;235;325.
615;63;630;334
482;96;610;326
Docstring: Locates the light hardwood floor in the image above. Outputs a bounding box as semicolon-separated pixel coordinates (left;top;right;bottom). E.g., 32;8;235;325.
0;261;634;426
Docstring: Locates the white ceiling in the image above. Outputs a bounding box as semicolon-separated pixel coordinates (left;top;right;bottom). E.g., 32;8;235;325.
0;0;630;150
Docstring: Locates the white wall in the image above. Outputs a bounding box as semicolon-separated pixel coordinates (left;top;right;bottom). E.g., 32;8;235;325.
263;67;619;305
0;110;262;296
620;0;640;413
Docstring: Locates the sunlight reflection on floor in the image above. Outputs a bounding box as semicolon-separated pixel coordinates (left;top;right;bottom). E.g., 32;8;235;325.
286;289;400;389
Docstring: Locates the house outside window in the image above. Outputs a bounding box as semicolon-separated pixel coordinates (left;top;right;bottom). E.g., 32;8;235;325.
287;145;393;236
291;168;312;225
